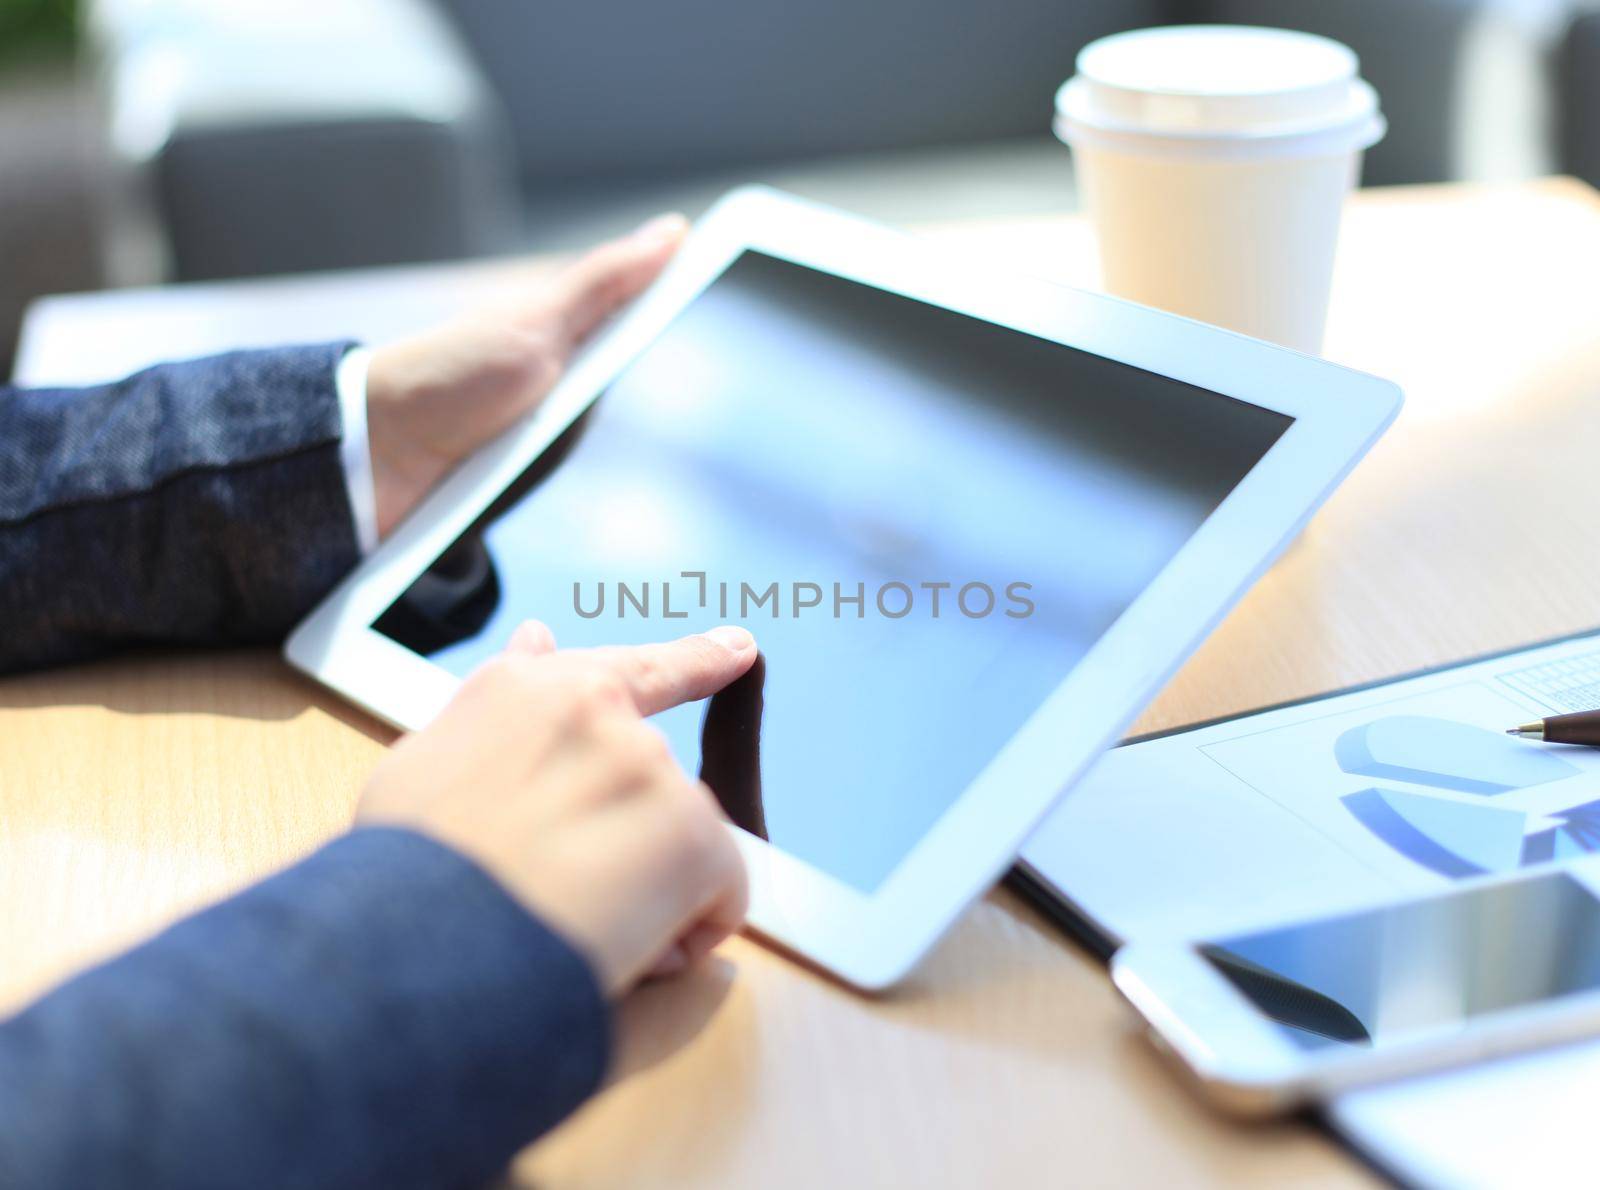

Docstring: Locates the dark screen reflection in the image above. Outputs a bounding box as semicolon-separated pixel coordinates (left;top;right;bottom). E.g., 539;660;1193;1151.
375;250;1291;892
1204;873;1600;1052
374;408;597;650
1199;945;1373;1046
699;653;768;840
373;536;500;653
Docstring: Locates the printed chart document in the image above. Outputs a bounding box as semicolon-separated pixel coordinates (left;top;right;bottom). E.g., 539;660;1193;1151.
1019;629;1600;1186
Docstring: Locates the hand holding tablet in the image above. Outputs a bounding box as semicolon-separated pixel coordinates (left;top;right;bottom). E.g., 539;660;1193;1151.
290;187;1401;988
362;214;690;538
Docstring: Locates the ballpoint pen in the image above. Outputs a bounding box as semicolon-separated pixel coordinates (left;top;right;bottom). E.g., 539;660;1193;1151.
1506;709;1600;747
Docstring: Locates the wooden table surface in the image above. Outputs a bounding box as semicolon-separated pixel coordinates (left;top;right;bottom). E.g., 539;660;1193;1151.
6;179;1600;1187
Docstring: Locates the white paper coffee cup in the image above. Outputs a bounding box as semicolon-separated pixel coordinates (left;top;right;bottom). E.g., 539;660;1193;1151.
1054;25;1385;355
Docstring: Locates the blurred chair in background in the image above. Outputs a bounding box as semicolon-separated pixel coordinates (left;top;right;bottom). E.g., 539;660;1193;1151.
89;0;517;282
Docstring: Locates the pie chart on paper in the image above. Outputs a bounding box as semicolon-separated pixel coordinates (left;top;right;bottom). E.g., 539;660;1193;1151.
1334;716;1580;795
1338;716;1589;878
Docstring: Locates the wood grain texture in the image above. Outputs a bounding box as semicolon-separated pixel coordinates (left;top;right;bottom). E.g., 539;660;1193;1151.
0;654;392;1014
5;180;1599;1187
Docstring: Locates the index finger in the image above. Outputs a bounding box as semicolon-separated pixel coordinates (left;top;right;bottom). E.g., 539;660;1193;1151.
581;626;758;716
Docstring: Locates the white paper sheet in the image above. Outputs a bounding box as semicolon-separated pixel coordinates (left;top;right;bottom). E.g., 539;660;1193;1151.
1327;1040;1600;1189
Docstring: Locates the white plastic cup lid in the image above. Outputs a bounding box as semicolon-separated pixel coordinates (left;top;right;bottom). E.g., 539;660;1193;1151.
1055;25;1385;160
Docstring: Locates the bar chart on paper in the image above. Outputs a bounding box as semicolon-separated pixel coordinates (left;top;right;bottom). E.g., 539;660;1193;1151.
1200;645;1600;883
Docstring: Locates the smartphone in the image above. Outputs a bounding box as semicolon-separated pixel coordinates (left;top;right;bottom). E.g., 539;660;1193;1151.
1110;867;1600;1116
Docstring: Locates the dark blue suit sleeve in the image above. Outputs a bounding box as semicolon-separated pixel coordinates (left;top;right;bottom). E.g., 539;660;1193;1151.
0;828;611;1189
0;344;362;673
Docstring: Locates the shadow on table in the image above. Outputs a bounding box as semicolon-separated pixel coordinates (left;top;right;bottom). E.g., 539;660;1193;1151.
504;955;756;1186
864;882;1144;1055
0;648;393;740
607;956;740;1084
879;892;1350;1164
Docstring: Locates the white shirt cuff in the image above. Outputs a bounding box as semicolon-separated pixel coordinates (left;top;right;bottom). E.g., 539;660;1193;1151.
335;346;380;556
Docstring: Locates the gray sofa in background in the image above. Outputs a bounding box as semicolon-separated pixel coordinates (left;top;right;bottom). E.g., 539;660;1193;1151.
87;0;1488;287
438;0;1475;193
1194;0;1478;185
434;0;1168;187
1558;12;1600;192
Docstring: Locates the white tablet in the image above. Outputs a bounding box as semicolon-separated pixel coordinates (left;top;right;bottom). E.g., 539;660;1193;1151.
286;185;1401;990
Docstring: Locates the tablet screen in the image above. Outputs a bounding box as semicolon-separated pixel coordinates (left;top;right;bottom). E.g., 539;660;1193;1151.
374;251;1291;892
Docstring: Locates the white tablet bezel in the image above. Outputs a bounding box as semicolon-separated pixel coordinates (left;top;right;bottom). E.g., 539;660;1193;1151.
286;185;1401;990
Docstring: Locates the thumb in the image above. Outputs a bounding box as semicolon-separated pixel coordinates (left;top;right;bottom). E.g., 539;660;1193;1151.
547;213;688;353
